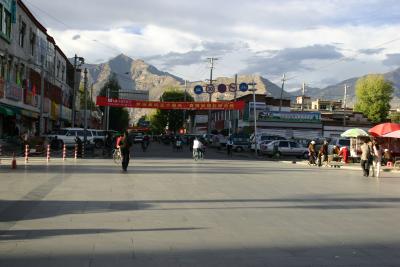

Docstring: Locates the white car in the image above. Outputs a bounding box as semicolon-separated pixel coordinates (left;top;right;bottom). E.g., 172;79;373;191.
260;140;308;158
46;128;95;147
250;135;287;151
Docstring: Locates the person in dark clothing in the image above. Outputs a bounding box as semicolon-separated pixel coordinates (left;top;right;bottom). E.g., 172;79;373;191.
318;140;328;167
120;130;132;171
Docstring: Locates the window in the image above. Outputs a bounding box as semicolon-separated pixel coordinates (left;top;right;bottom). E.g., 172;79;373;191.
30;28;36;56
279;141;289;148
4;9;11;39
0;4;3;33
18;20;26;47
66;130;77;137
290;142;299;148
56;60;60;78
61;65;65;81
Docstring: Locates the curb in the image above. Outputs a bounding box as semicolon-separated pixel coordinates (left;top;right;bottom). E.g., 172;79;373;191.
280;160;399;173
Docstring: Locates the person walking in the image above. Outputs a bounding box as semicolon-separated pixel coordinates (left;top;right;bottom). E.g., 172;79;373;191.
318;140;328;167
372;141;382;178
360;140;372;177
308;141;316;165
227;137;233;157
120;130;132;172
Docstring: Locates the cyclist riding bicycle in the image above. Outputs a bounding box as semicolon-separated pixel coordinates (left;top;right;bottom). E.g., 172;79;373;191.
192;137;204;159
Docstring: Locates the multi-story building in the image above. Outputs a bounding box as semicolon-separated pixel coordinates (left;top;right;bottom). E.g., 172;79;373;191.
0;0;74;138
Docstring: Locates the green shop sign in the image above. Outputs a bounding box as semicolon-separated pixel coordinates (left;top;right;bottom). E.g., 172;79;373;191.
258;111;321;123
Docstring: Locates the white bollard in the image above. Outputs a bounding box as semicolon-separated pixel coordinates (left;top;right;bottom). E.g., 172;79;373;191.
62;144;67;161
25;144;29;164
46;144;50;163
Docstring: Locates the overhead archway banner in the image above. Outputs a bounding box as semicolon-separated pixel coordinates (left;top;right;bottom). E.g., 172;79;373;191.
96;96;245;110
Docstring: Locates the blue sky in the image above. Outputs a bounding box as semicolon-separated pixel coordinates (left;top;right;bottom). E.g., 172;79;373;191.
24;0;400;90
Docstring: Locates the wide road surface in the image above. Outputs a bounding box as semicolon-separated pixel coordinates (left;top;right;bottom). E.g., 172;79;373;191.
0;143;400;266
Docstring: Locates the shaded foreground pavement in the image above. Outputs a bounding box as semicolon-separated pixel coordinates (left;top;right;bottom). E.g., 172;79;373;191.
1;152;400;266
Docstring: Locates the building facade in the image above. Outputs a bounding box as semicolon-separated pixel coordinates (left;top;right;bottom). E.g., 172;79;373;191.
0;0;73;138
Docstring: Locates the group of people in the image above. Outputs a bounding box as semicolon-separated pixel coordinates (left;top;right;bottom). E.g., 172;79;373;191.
360;139;383;178
307;138;388;178
308;140;350;167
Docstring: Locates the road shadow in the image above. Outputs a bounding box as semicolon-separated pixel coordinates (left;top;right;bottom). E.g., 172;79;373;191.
0;227;206;241
1;196;399;223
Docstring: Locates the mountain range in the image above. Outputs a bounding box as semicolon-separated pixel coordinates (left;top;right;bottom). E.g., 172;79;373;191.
83;54;400;121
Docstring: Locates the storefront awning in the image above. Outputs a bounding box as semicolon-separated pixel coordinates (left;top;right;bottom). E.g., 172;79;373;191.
21;109;39;119
0;105;15;116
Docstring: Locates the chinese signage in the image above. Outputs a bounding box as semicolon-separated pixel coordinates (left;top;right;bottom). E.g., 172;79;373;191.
5;83;22;101
258;111;321;123
96;96;245;110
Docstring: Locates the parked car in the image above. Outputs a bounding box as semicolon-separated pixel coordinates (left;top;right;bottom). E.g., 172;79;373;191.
133;132;144;143
260;140;308;158
250;134;287;151
46;128;95;147
328;137;351;153
231;134;250;152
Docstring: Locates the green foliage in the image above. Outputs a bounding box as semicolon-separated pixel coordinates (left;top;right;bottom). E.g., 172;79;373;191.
390;112;400;123
98;75;129;131
354;74;393;123
109;107;130;131
149;87;194;134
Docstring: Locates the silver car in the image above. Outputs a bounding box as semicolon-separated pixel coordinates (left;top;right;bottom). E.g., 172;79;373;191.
260;140;308;158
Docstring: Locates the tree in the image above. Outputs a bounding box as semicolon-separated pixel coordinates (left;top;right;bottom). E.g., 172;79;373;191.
354;74;393;123
149;87;194;134
98;75;130;131
390;112;400;123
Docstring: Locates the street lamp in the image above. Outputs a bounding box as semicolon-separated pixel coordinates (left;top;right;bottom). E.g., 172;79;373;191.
248;81;258;156
72;55;84;127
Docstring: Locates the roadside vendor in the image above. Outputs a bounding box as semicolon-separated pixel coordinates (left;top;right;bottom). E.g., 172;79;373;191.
339;146;349;163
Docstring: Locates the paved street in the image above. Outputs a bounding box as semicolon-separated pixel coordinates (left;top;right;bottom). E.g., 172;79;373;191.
1;144;400;266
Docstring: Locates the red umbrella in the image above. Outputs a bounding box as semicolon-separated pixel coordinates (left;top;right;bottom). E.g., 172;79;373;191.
382;130;400;138
369;123;400;137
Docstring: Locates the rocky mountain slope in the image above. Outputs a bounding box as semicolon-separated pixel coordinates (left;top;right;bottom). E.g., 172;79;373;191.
83;54;292;121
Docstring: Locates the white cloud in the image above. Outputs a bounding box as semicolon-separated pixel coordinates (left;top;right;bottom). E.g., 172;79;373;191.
32;0;400;88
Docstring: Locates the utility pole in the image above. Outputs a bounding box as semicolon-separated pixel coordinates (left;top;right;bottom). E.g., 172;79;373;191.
234;73;238;133
39;61;45;134
90;84;93;128
343;84;347;126
71;55;77;127
183;80;187;128
279;74;286;112
106;88;110;131
301;82;305;112
207;57;218;138
71;55;84;127
248;81;258;156
83;68;88;145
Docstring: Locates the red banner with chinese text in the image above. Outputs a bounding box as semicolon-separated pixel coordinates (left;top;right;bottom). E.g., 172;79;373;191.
96;96;245;110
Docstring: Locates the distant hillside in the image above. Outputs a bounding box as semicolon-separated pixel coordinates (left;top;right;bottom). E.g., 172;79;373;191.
82;54;292;122
291;67;400;107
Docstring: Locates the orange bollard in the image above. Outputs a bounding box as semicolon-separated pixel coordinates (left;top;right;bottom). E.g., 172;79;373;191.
11;153;17;169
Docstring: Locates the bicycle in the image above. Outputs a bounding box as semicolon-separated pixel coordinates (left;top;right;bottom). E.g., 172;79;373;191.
112;148;122;164
193;149;204;161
